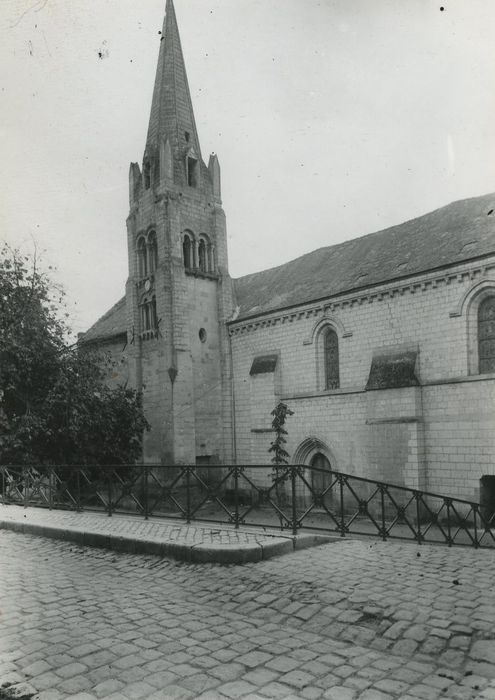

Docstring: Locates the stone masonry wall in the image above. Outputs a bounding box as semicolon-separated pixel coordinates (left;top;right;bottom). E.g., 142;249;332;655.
230;261;495;502
125;151;233;464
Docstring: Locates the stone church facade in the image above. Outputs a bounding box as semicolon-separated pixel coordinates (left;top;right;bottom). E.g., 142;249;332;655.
82;0;495;505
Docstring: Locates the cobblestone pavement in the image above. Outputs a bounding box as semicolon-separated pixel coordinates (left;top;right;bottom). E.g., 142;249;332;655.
1;531;495;700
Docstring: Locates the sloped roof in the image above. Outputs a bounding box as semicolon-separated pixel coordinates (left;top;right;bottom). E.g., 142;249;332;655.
82;192;495;340
233;192;495;320
81;296;127;344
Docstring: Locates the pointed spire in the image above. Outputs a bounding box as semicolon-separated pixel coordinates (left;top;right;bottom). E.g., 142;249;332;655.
146;0;202;164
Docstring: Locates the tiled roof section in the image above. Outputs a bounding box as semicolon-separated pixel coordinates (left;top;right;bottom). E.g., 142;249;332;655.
233;192;495;320
81;296;127;343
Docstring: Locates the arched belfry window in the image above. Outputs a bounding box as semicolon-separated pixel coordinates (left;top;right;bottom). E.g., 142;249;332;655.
479;296;495;373
148;231;158;274
324;328;340;390
150;295;157;330
137;237;147;278
208;241;214;272
183;232;193;270
198;239;207;272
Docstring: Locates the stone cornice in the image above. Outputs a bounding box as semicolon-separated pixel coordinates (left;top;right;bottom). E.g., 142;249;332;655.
228;258;495;338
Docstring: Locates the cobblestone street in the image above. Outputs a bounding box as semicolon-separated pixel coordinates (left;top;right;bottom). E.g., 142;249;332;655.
1;531;495;700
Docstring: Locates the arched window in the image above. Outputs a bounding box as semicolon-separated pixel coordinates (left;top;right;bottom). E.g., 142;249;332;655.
140;295;158;338
148;231;158;274
137;237;147;278
479;296;495;373
324;328;340;390
150;296;157;330
208;241;214;272
183;233;193;269
198;239;207;272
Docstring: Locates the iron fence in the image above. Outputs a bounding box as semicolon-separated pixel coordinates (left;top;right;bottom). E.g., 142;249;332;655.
1;463;494;548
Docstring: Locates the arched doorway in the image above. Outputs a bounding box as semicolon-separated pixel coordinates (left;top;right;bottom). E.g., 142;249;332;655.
310;452;333;504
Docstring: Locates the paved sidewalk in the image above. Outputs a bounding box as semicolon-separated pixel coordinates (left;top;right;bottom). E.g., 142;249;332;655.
0;505;332;564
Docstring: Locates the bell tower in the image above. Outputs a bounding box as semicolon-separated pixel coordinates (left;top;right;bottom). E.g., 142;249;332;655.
125;0;235;464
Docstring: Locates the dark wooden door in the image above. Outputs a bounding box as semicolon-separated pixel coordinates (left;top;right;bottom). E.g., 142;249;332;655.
310;452;332;505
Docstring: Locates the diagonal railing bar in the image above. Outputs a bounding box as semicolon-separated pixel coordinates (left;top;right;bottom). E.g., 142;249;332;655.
339;479;383;534
382;490;420;541
50;469;78;509
8;469;25;502
107;468;145;513
475;507;495;546
188;468;234;521
25;473;50;507
78;468;110;510
480;507;495;528
147;467;188;516
293;469;343;531
415;495;450;542
2;469;24;503
448;501;478;547
237;469;293;527
2;468;22;504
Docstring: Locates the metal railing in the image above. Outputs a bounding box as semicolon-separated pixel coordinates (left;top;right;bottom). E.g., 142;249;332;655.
1;463;494;549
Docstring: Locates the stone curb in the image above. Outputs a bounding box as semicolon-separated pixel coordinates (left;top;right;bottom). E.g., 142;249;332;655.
0;518;337;564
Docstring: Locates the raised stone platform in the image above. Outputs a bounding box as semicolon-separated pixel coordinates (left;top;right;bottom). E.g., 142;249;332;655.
0;505;334;564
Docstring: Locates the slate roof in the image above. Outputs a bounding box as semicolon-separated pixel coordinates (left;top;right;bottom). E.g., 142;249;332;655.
233;192;495;320
81;296;127;344
82;192;495;340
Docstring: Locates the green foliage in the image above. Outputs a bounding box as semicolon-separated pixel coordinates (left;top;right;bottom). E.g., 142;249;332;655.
268;401;294;466
0;244;149;465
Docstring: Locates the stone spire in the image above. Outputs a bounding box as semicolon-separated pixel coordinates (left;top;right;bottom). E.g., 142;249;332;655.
146;0;202;163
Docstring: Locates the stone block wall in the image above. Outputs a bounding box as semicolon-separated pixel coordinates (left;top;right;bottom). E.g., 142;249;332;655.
229;259;495;502
125;146;234;465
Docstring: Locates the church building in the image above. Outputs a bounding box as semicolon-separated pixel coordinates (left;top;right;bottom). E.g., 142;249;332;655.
82;0;495;506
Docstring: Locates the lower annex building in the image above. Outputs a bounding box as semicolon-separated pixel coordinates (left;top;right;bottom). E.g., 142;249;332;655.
82;0;495;507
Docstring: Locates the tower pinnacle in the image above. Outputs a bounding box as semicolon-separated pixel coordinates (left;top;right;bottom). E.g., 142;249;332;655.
146;0;202;162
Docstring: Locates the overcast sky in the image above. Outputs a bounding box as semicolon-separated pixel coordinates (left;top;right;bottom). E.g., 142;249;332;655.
1;0;495;334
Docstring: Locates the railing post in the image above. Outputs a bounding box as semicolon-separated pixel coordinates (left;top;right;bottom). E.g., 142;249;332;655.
291;465;297;537
339;476;345;537
48;467;53;510
186;466;191;525
1;468;4;505
76;469;81;513
107;470;112;517
380;485;386;541
234;466;239;530
143;466;149;520
473;504;479;549
446;498;451;546
415;492;422;545
23;466;28;509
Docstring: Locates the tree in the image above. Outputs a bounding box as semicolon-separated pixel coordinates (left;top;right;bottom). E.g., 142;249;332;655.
0;244;149;465
268;401;294;515
268;401;294;466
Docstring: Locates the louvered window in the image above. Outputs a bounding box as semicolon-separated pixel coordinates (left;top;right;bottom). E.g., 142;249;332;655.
479;296;495;373
324;328;340;389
